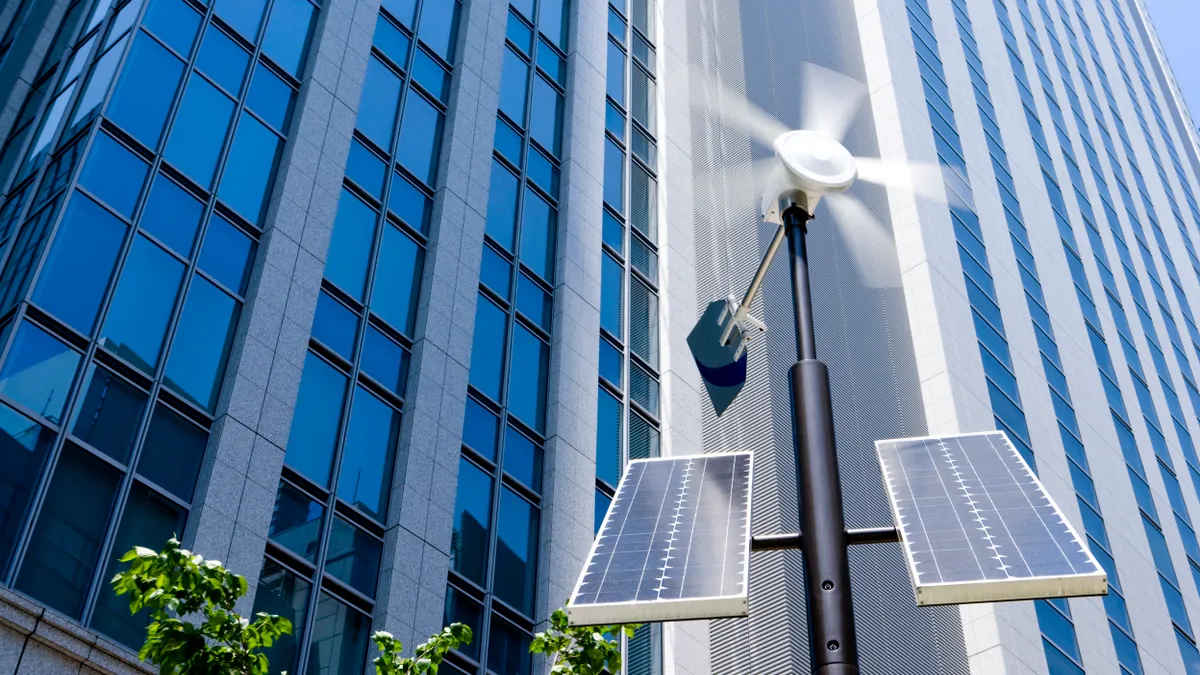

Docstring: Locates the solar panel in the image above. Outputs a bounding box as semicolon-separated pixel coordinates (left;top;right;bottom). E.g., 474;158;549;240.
567;452;753;625
876;431;1107;606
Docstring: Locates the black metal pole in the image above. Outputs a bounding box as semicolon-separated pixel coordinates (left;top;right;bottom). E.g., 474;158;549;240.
784;205;860;675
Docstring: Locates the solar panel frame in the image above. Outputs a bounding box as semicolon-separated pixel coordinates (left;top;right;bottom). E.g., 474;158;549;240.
567;452;754;625
876;431;1107;606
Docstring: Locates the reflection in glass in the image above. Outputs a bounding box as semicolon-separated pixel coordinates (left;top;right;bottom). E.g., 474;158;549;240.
468;296;506;402
346;139;386;199
0;403;53;574
357;57;402;150
33;193;126;335
285;354;348;487
247;63;296;132
219;113;282;225
503;425;541;492
488;613;532;675
68;38;126;138
372;223;422;335
79;134;148;219
140;173;203;256
336;387;399;521
165;74;235;188
199;215;256;294
307;592;370;675
508;324;548;433
413;48;451;102
71;365;147;464
101;235;184;372
530;76;563;157
595;490;611;535
499;48;529;127
252;560;312;675
107;33;184;149
485;161;520;251
520;188;555;282
451;458;491;585
388;173;431;234
312;291;358;359
481;245;512;300
596;387;621;487
443;586;483;660
213;0;268;41
417;0;458;62
164;278;239;411
143;0;201;55
262;0;315;76
326;190;377;300
396;92;443;186
0;321;80;424
495;488;538;615
325;516;383;596
197;24;250;95
269;481;324;562
137;404;207;501
360;327;408;394
517;273;551;331
462;397;498;461
374;14;411;67
15;445;119;619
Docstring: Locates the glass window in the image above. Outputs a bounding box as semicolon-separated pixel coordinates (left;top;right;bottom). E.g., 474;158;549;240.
601;253;622;336
214;0;268;41
15;444;120;619
495;488;538;615
599;338;622;386
199;215;255;295
630;163;657;243
630;278;658;368
346;138;386;199
519;188;556;282
597;387;621;486
326;190;378;300
631;65;655;134
469;296;507;402
631;234;657;284
336;387;400;521
413;48;451;102
603;209;623;254
79;133;148;219
499;48;529;127
486;160;520;251
0;321;81;424
246;64;296;133
360;326;408;395
463;397;498;460
358;57;402;150
197;24;250;95
219;113;281;225
90;483;185;649
107;33;184;149
71;365;146;464
382;0;417;26
325;516;383;597
530;76;563;157
508;324;547;433
388;172;431;233
605;100;624;140
629;410;658;460
68;38;126;139
494;118;522;165
33;195;127;335
372;223;423;335
417;0;458;62
443;587;483;660
595;490;611;535
503;425;541;492
312;291;357;359
481;245;512;300
163;277;239;411
308;593;370;675
140;174;203;256
269;481;325;562
539;0;568;47
285;354;348;487
137;404;207;501
536;39;566;86
100;236;184;372
607;40;625;106
397;92;443;186
526;147;559;200
507;11;533;54
451;457;492;585
375;14;411;67
252;560;312;675
165;74;236;188
630;361;658;416
488;614;532;675
604;138;624;210
516;273;551;331
0;404;54;574
262;0;315;76
144;0;201;55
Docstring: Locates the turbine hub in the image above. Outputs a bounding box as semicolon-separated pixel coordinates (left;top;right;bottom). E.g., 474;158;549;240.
760;130;857;223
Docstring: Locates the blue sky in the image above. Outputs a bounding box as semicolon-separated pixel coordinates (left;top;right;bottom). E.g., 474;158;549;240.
1142;0;1200;127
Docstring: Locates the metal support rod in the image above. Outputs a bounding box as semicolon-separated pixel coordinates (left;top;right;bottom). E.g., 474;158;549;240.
750;527;900;552
719;222;788;345
785;205;860;675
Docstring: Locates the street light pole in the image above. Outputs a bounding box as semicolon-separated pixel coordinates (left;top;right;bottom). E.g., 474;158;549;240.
784;205;860;674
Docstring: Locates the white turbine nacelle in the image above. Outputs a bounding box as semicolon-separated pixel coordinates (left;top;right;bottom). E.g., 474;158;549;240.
760;130;858;223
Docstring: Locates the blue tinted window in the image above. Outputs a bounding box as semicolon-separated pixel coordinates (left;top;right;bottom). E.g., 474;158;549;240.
599;338;622;386
397;92;443;186
494;118;522;164
597;387;621;486
536;39;566;86
602;209;623;253
443;587;483;660
269;482;325;562
375;14;411;67
481;245;512;299
15;444;119;619
285;354;347;487
326;190;377;300
499;48;529;127
0;404;53;574
0;322;79;424
308;594;370;675
165;74;235;188
79;133;148;219
358;57;402;150
607;40;625;106
485;160;520;251
605;100;624;140
495;488;538;615
510;0;533;20
538;0;567;47
100;236;184;372
601;253;622;335
214;0;268;41
219;114;281;225
163;277;239;410
516;273;550;330
469;296;507;401
33;194;126;335
503;425;541;492
526;147;558;200
252;562;311;675
262;0;315;76
520;188;555;281
140;174;202;256
489;614;532;675
508;324;547;433
604;138;624;210
137;404;207;501
413;48;451;102
71;365;146;464
595;490;611;535
337;387;399;521
372;225;422;335
387;172;431;233
360;326;407;394
107;33;184;149
199;215;255;294
69;39;126;139
312;291;357;359
325;516;383;596
530;76;562;156
507;11;533;54
346;139;386;198
382;0;416;26
144;0;200;56
463;397;498;460
246;64;295;132
451;457;492;585
197;24;250;95
417;0;458;62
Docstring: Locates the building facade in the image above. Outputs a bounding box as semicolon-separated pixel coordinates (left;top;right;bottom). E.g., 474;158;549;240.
0;0;1195;673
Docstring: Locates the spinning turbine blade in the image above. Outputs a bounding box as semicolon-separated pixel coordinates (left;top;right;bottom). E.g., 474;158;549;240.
853;156;966;209
823;192;901;289
689;65;790;147
799;63;868;143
